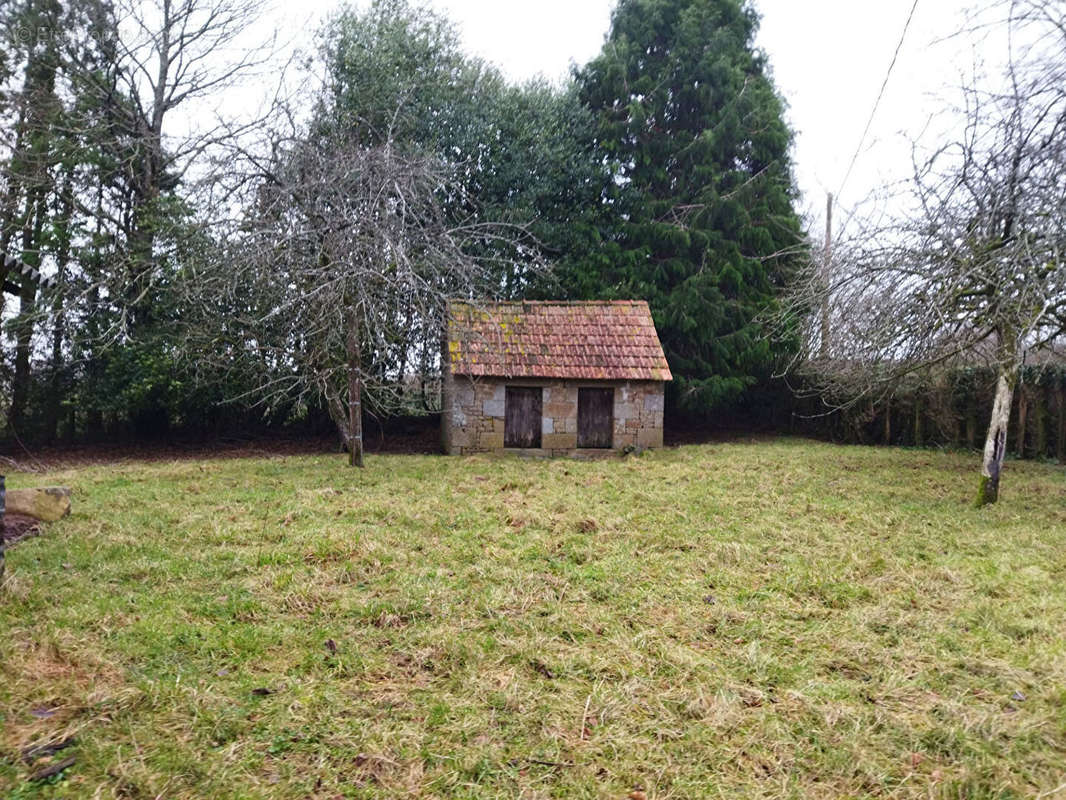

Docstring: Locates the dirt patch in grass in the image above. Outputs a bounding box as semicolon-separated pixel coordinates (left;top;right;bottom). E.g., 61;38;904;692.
2;514;41;547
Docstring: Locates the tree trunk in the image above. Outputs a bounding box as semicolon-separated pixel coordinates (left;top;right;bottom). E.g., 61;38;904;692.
1057;386;1065;465
45;174;74;443
8;188;46;434
883;398;891;445
1033;385;1047;460
45;299;66;443
948;382;962;448
9;280;37;433
965;394;978;450
1;475;6;586
977;371;1016;507
86;407;104;441
913;396;924;447
347;313;364;468
0;103;28;320
4;13;59;430
1015;384;1028;458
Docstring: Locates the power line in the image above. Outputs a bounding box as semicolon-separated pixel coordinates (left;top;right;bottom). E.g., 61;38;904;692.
836;0;921;200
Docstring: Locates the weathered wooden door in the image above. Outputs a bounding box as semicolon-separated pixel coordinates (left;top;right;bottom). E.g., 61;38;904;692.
505;387;542;448
578;387;614;448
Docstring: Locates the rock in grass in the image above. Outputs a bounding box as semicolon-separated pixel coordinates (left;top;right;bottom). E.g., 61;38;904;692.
5;487;71;522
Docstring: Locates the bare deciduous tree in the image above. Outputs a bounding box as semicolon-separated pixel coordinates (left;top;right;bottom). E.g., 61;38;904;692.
775;0;1066;506
67;0;276;330
185;114;541;467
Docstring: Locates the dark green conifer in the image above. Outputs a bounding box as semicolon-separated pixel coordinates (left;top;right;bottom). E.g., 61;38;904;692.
577;0;804;410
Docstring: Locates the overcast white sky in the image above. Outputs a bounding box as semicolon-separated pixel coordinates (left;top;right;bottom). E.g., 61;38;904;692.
252;0;994;233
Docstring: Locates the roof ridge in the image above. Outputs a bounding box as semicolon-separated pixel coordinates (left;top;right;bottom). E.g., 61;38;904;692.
449;299;647;306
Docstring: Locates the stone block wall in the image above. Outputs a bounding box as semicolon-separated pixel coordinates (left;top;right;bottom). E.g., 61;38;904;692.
442;375;665;456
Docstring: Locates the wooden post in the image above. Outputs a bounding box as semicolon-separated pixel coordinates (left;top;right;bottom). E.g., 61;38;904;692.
1016;383;1028;459
819;193;832;361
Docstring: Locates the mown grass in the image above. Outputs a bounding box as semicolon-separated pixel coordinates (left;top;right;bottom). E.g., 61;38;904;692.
1;440;1065;799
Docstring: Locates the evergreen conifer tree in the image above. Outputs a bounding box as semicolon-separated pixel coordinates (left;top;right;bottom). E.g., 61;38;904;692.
577;0;803;410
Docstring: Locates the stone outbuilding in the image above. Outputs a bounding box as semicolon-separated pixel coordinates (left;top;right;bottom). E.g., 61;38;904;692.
442;300;673;456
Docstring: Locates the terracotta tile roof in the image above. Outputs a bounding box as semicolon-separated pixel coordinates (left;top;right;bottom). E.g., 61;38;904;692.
447;300;673;382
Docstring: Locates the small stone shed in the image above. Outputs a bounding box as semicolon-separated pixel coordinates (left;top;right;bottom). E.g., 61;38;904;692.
442;300;673;456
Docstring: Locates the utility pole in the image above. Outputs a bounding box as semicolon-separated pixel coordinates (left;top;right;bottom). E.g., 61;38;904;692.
819;192;832;361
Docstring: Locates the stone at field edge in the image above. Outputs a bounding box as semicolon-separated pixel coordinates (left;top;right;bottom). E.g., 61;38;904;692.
5;487;72;522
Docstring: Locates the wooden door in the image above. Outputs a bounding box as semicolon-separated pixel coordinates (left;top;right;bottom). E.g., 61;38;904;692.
578;387;614;448
505;387;542;448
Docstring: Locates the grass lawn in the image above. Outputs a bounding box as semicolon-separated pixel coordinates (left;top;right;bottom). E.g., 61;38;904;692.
1;440;1065;799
